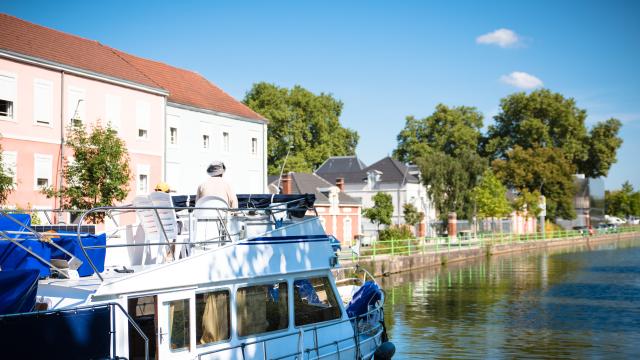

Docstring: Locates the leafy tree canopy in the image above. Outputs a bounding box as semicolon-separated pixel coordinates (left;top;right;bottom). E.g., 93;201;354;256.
484;89;622;178
403;203;424;227
243;82;359;174
394;104;487;220
363;192;393;229
493;146;576;220
0;138;15;205
605;181;640;218
394;104;484;162
471;169;511;219
44;123;131;222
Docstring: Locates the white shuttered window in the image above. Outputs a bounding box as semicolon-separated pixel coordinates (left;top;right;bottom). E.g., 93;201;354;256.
34;79;53;125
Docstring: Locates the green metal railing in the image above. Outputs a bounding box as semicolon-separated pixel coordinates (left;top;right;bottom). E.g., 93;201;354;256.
340;225;640;262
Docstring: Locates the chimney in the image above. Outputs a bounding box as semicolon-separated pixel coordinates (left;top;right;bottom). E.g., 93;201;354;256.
281;173;292;195
335;178;345;191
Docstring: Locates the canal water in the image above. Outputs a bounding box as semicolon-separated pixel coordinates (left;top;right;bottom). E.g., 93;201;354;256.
380;238;640;359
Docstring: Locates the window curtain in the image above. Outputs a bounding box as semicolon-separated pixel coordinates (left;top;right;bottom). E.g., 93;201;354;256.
199;292;229;344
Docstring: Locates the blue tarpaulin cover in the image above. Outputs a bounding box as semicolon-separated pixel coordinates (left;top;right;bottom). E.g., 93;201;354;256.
0;269;39;315
50;232;107;276
0;240;52;277
0;305;111;359
346;281;382;318
0;213;31;232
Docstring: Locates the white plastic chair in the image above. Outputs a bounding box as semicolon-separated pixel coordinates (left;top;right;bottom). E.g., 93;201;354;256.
192;196;230;249
133;195;170;264
149;192;189;258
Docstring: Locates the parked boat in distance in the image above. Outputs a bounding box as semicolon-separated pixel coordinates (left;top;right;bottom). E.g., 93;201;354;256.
0;193;394;359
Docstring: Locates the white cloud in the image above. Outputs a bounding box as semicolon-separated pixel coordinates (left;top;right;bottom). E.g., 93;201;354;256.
476;28;520;48
500;71;543;89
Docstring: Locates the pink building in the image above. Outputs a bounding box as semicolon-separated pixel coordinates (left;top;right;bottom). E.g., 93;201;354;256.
0;14;266;217
271;173;362;246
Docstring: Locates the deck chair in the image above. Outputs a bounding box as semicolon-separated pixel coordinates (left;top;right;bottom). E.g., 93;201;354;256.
133;195;170;264
149;192;189;258
192;196;230;249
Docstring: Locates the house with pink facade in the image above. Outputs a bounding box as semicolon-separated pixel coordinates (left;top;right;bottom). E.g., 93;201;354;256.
269;173;362;247
0;14;267;217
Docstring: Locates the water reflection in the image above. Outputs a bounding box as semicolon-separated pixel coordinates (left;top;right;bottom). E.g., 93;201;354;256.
381;238;640;359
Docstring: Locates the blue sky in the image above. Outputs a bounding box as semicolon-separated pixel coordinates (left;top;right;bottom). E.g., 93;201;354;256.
3;0;639;190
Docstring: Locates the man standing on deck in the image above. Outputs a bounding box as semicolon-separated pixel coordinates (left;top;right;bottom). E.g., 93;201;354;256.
196;161;238;208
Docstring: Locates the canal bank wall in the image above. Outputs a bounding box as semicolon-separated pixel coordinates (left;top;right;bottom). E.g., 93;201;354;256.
340;232;640;277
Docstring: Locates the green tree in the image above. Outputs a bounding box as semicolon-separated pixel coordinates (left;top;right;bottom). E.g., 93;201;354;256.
43;123;131;222
394;104;484;162
363;192;393;230
484;89;622;220
493;146;576;220
394;104;487;220
471;169;511;219
243;82;359;174
605;181;638;218
403;203;424;227
0;139;15;205
511;188;542;219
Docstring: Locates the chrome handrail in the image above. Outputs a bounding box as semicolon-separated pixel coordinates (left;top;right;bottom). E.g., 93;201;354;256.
197;304;385;359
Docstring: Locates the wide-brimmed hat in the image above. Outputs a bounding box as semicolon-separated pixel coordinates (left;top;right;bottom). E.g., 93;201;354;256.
207;161;226;176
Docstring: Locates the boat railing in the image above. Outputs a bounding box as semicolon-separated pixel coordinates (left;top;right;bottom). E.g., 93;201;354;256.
1;199;315;281
197;305;384;360
0;302;149;360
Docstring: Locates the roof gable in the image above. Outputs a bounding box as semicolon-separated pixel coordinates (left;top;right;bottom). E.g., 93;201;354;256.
363;156;420;184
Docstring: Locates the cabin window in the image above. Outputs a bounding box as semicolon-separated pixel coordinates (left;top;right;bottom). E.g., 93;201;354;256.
128;296;157;360
168;298;190;351
195;290;230;345
236;282;288;337
294;277;341;326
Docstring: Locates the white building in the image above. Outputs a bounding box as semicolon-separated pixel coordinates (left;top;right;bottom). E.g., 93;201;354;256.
315;156;436;238
116;51;268;195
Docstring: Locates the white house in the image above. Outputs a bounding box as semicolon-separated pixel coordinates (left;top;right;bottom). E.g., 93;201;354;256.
116;51;268;195
315;156;436;239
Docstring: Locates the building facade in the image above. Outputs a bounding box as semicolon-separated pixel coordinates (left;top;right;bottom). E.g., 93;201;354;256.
315;156;437;239
0;14;267;215
270;173;362;246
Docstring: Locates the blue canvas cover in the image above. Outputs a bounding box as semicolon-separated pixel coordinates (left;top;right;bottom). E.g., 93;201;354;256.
0;213;31;232
346;281;382;318
49;232;107;276
0;269;39;315
0;240;52;277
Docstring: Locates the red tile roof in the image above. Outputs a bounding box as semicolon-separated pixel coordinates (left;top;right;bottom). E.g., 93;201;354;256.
115;50;265;121
0;13;265;121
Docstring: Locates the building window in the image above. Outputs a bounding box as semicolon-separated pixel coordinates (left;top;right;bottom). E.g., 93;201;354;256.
195;290;230;345
293;277;341;326
67;87;85;126
203;134;210;149
2;151;17;187
251;137;258;155
236;282;288;337
34;154;52;190
137;164;150;194
34;79;53;125
105;94;121;130
169;127;178;145
0;73;17;120
136;101;150;140
223;132;229;152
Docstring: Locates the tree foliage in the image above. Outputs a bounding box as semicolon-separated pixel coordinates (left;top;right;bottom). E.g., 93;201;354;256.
605;181;640;218
471;169;511;219
393;104;487;220
493;146;575;220
363;192;393;229
0;138;15;205
511;188;542;219
403;203;424;227
484;89;622;220
43;124;131;222
394;104;484;162
243;82;359;174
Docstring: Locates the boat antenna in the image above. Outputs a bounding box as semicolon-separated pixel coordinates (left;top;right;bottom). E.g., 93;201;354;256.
276;136;294;194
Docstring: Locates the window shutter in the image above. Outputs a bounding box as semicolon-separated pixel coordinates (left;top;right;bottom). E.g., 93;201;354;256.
34;80;53;124
0;74;16;101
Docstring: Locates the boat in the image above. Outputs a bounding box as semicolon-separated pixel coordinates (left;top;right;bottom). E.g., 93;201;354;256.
0;193;394;359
